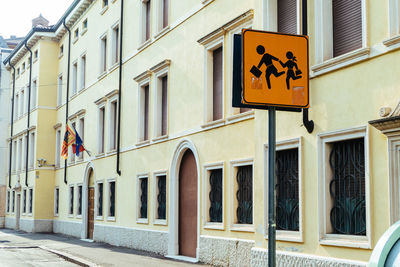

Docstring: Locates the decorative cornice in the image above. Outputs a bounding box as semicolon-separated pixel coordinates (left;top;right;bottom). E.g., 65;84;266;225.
53;123;62;129
149;60;171;73
105;89;119;99
134;70;152;83
94;96;107;105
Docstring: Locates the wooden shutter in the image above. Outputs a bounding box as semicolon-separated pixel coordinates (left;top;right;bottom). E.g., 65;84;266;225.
161;76;168;136
212;47;223;121
144;85;149;140
278;0;297;34
146;0;151;40
332;0;362;57
163;0;169;28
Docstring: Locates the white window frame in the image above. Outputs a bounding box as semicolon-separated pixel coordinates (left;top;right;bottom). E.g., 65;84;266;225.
100;33;108;75
80;53;86;91
22;188;27;215
313;0;368;75
72;60;78;96
111;22;120;67
137;173;149;224
108;96;118;152
76;183;83;218
203;162;224;230
97;102;106;155
96;180;104;220
153;170;167;225
141;0;152;44
15;93;19;119
107;178;116;221
55;127;61;167
386;131;400;224
156;0;169;33
29;132;35;169
230;158;254;232
69;120;76;163
22;134;27;171
31;79;37;110
54;187;59;216
6;190;10;214
263;0;302;34
317;126;371;249
384;0;400;47
82;18;88;35
57;74;63;106
264;137;303;242
20;89;25;116
28;187;33;216
78;116;85;160
68;185;75;217
137;76;151;143
12;140;17;172
73;28;79;43
18;138;22;171
151;61;170;139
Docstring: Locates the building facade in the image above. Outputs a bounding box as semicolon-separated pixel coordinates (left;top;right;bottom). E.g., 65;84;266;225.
3;0;400;266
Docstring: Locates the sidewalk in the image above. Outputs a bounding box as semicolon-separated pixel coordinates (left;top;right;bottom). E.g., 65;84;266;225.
0;229;209;267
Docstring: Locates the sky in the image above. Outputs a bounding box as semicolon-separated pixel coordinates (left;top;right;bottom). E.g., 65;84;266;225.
0;0;74;38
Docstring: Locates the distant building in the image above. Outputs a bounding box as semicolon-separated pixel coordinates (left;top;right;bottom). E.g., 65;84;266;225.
32;14;49;28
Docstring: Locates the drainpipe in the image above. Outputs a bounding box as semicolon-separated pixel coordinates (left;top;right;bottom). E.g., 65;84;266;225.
116;0;124;176
63;19;72;184
302;0;314;133
24;41;33;187
8;60;16;189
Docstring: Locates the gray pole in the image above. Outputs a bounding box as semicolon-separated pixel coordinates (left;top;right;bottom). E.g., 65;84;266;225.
268;107;276;266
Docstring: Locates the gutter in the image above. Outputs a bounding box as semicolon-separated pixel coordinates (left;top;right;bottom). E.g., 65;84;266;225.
8;60;16;189
63;19;72;184
24;41;33;187
116;0;124;176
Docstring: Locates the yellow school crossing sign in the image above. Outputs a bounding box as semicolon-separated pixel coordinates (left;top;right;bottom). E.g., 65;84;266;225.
242;29;309;108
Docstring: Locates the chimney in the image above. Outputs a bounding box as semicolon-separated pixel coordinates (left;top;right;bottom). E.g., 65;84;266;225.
32;14;49;28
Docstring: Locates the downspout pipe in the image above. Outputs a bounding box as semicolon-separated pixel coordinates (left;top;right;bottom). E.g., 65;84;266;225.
302;0;314;133
8;60;16;189
24;41;33;187
116;0;124;176
63;19;71;184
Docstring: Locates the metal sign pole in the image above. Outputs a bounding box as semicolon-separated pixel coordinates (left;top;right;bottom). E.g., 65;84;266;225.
268;107;276;267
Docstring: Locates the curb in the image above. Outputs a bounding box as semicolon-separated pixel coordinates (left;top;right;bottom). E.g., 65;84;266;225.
39;246;101;267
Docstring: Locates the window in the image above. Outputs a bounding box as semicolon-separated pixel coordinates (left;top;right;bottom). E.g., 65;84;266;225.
162;0;169;28
97;182;104;217
29;132;35;168
157;0;169;31
155;174;166;221
78;118;85;160
15;94;19;119
212;47;223;121
29;188;33;214
142;0;151;42
24;87;29;113
100;36;107;73
12;191;15;213
137;176;148;221
314;0;366;69
77;185;82;216
18;138;22;171
231;161;253;228
31;80;37;109
108;181;116;218
109;100;118;150
57;75;63;106
74;28;79;39
55;129;61;167
204;163;223;227
17;68;20;76
23;189;27;214
277;0;299;34
112;25;119;64
103;0;108;8
80;55;86;90
34;50;38;60
12;140;16;171
20;89;25;115
60;45;64;56
139;84;150;141
22;62;26;71
318;127;370;248
23;135;27;170
98;106;105;154
54;188;59;215
72;62;77;95
83;19;88;31
155;75;168;137
69;186;74;215
7;191;10;213
70;122;76;162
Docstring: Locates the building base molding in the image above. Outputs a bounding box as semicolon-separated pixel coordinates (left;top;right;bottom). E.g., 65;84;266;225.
250;247;367;267
5;217;16;229
20;219;53;233
0;217;4;228
93;224;168;254
199;235;254;267
53;220;82;238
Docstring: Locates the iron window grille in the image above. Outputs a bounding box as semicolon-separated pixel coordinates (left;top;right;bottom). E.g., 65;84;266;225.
12;191;15;213
209;169;223;223
109;182;115;217
23;190;26;214
276;148;299;231
329;138;366;235
157;176;166;220
236;165;253;224
69;187;74;215
78;186;82;215
98;183;103;216
140;178;148;219
55;189;59;215
7;191;10;213
29;189;33;214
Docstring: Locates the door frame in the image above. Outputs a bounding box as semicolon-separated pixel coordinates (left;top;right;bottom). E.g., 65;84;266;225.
168;139;201;261
82;162;95;239
16;193;21;230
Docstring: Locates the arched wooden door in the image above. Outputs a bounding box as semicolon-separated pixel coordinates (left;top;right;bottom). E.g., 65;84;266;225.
179;150;198;258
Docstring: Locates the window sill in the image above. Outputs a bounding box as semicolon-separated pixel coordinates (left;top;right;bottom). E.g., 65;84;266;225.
58;53;64;59
152;135;168;143
137;218;149;224
204;222;224;230
230;224;255;233
311;47;370;77
107;216;116;222
81;28;88;36
109;62;119;72
98;71;108;80
54;214;59;217
201;119;225;130
138;39;152;51
68;214;74;218
154;219;167;226
154;26;170;40
106;149;117;156
33;58;38;64
112;0;117;3
265;230;303;243
319;234;370;249
226;111;255;124
202;0;215;5
76;215;82;219
28;213;32;217
136;140;150;148
383;34;400;47
100;5;109;15
96;216;103;221
96;153;105;158
72;37;78;44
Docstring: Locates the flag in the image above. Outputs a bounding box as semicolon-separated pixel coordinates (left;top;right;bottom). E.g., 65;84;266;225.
61;124;76;160
71;125;88;157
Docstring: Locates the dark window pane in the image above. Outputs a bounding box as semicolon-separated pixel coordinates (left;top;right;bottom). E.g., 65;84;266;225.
78;186;82;215
140;178;148;218
209;169;223;222
146;0;151;40
161;76;168;136
236;165;252;224
278;0;298;34
109;182;115;217
212;47;223;121
29;189;33;214
144;85;149;140
23;190;26;213
70;187;74;214
157;176;166;220
163;0;169;28
98;183;103;216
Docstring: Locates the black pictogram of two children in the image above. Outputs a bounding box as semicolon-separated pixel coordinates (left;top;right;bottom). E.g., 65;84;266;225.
250;45;302;90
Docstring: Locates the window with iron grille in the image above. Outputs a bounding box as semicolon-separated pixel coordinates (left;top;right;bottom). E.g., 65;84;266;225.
23;189;26;214
209;169;222;223
78;185;82;215
328;138;366;235
109;181;115;217
12;191;15;213
55;188;59;215
29;189;33;214
7;191;10;213
69;186;74;215
98;183;103;217
156;175;166;220
276;148;299;231
139;178;148;219
236;165;252;224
